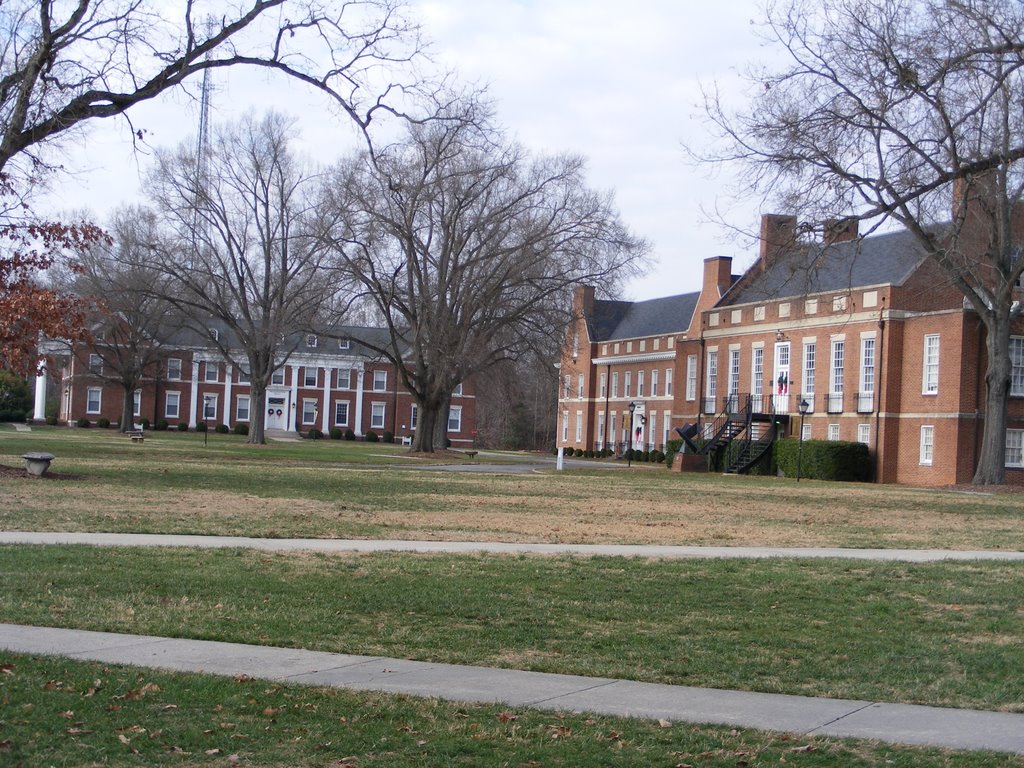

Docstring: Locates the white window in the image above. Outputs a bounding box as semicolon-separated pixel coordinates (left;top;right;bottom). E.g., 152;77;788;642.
202;394;217;421
373;370;387;392
860;336;876;412
205;362;219;383
208;328;219;341
409;404;417;430
306;334;318;348
448;406;463;432
611;372;619;398
304;367;317;387
637;370;645;397
651;369;659;397
828;423;840;441
685;356;696;401
86;387;101;414
1010;338;1024;396
562;409;569;442
803;342;816;396
752;347;764;398
572;331;580;358
1007;429;1024;468
857;423;870;445
371;402;386;430
271;369;285;385
597;412;605;447
166;358;182;381
236;395;250;422
728;349;741;397
165;391;180;419
577;374;584;399
337;369;350;389
338;338;351;350
610;413;617;447
562;375;570;399
133;389;141;417
665;368;673;397
88;354;103;375
599;372;607;399
453;382;464;397
302;399;318;424
706;350;718;410
335;401;350;427
801;422;811;441
237;368;251;384
923;335;940;394
920;425;934;465
639;339;646;352
575;411;583;443
830;339;845;411
624;371;632;398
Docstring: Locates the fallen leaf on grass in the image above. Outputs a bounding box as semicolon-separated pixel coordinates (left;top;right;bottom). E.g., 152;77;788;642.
66;727;93;735
0;663;14;674
205;748;222;755
658;718;672;728
58;710;74;719
496;712;517;723
118;734;131;745
791;744;815;753
234;675;252;683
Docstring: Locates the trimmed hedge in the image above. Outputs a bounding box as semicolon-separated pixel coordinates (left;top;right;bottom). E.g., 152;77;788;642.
382;430;394;444
344;428;356;441
177;422;188;431
234;423;249;436
364;430;378;443
76;417;91;428
774;439;871;482
306;428;324;440
97;417;110;429
329;427;344;440
664;439;683;467
214;424;230;434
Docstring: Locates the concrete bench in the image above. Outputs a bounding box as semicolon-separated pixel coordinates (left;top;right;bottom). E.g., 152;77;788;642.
22;452;55;477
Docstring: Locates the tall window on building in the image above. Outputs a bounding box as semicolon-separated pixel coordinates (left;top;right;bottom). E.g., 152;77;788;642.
1010;337;1024;396
448;406;463;432
165;391;180;419
728;349;740;404
650;369;659;397
205;362;219;382
166;358;182;381
373;370;388;392
859;336;876;412
624;371;632;398
599;372;607;399
335;401;350;427
236;395;251;422
304;367;318;387
88;354;103;375
920;425;934;465
409;404;417;430
610;372;618;398
923;334;940;394
302;399;317;424
610;413;617;447
371;402;386;429
685;356;696;401
561;410;569;442
665;368;674;397
857;423;870;445
203;395;218;421
597;412;605;448
453;383;463;396
751;347;764;405
577;374;584;399
803;342;816;401
86;387;101;414
575;411;583;443
828;423;840;441
562;375;570;399
637;370;645;397
705;350;718;412
829;339;845;412
1007;429;1024;468
133;390;141;417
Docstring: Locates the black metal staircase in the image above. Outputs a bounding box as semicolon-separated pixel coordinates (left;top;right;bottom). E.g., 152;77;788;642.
676;393;787;475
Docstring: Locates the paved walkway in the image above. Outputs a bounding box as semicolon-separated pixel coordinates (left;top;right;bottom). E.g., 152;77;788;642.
2;622;1022;755
3;531;1024;561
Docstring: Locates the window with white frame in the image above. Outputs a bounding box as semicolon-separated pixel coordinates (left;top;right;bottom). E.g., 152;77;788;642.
88;354;103;375
599;372;607;398
165;392;180;419
338;338;351;350
448;406;463;432
302;399;318;424
752;347;764;398
610;413;617;446
801;422;811;441
665;367;673;397
304;367;317;387
803;342;816;396
857;423;870;445
133;389;141;417
651;369;659;397
624;371;632;398
204;362;219;382
86;387;101;414
203;394;217;420
236;395;251;422
306;334;318;348
373;370;387;391
575;411;582;443
409;404;417;430
706;350;718;409
827;423;840;441
830;339;845;409
562;409;569;442
728;348;741;398
208;328;219;341
337;369;350;389
371;402;386;429
166;358;182;381
920;425;934;465
923;334;940;394
1010;338;1024;396
860;336;876;411
1007;429;1024;468
453;382;463;396
572;331;579;358
335;401;350;426
271;369;285;385
577;373;584;399
237;368;251;384
611;372;619;398
637;370;645;397
562;374;570;399
685;356;696;400
597;412;605;447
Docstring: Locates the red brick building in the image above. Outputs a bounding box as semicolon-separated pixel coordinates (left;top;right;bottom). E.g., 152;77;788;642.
45;325;476;446
558;214;1024;485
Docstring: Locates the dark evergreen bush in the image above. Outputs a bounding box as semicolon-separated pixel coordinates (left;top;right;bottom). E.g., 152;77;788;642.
234;423;249;436
97;417;110;429
155;420;169;431
307;428;324;439
45;416;58;426
177;422;188;431
196;421;208;432
365;430;379;442
344;428;356;441
76;417;91;428
215;423;230;434
382;430;394;444
140;418;151;430
329;427;344;440
774;439;871;482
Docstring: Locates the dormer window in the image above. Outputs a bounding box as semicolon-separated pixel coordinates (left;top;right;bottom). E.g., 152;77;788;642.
307;334;318;348
208;328;219;341
339;339;351;350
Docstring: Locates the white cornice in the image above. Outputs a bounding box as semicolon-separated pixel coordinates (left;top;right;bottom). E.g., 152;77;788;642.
592;352;676;365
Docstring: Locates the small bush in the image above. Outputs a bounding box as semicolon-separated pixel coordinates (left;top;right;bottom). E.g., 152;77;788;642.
215;423;230;434
234;423;249;436
76;417;91;428
329;427;344;440
664;439;684;468
177;422;188;432
196;421;208;433
140;418;151;430
45;415;58;426
97;417;110;429
155;420;169;431
573;448;583;457
365;430;379;443
306;427;324;440
344;428;356;441
382;430;394;444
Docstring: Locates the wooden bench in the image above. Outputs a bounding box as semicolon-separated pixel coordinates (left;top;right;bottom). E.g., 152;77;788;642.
129;423;145;443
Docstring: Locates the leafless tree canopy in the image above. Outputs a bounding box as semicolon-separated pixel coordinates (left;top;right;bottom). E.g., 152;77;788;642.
701;0;1024;483
0;0;426;183
321;116;648;452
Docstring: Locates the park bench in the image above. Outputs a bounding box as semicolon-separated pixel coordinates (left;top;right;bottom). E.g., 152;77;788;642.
129;423;145;443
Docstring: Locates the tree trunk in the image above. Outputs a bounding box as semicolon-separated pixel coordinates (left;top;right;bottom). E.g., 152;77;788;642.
411;401;439;452
434;395;451;450
248;382;267;445
973;313;1011;484
119;385;135;432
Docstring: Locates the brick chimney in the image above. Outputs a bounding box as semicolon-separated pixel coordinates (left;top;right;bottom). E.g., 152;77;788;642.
702;256;734;299
572;285;595;318
824;218;859;244
759;214;798;267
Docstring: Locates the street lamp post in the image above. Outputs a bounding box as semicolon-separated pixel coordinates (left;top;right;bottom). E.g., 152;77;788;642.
203;395;211;446
796;398;810;482
627;401;636;468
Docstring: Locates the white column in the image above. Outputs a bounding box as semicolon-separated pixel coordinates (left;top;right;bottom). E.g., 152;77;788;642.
354;368;365;437
33;364;47;421
188;360;200;428
289;364;300;431
322;367;332;432
223;364;233;427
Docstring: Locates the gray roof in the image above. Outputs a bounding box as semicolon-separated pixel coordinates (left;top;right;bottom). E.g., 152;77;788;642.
589;291;700;341
723;229;929;305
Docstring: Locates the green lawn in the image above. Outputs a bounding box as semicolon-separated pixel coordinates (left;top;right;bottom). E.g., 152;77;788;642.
5;653;1015;768
3;546;1023;712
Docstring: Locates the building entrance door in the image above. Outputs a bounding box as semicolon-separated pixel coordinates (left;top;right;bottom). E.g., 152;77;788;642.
266;394;288;430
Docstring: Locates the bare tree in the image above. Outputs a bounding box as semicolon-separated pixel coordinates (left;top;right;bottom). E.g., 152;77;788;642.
65;205;177;431
701;0;1024;484
138;111;334;444
321;117;647;453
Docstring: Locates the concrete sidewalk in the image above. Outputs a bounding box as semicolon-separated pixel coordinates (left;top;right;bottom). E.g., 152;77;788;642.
2;622;1022;755
3;530;1024;561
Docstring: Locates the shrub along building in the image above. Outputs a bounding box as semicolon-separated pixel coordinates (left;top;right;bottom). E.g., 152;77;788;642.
46;324;476;446
558;214;1024;486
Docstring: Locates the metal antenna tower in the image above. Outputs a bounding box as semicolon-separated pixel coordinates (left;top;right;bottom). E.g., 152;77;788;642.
190;16;216;269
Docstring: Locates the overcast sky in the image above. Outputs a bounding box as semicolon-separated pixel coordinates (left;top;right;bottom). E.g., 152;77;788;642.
43;0;774;302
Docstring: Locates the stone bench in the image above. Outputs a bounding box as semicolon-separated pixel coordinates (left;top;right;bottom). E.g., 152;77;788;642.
22;452;55;477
